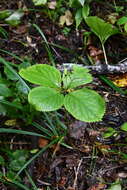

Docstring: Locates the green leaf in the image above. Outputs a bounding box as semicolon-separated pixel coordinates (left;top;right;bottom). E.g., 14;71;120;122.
28;86;64;111
0;10;12;20
0;103;7;116
78;0;85;6
0;26;8;39
4;66;19;80
103;127;116;138
64;88;105;122
85;16;119;44
32;0;47;6
120;122;127;131
0;155;5;166
108;184;121;190
117;16;127;25
0;84;12;97
5;10;24;26
63;65;92;89
124;23;127;33
0;128;45;137
75;8;83;29
16;81;29;95
19;64;61;88
82;4;90;19
9;150;28;171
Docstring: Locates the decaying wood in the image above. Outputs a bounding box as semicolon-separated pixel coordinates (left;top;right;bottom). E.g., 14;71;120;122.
60;58;127;74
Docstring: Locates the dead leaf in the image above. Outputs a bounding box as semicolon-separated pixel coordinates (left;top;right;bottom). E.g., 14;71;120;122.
87;183;106;190
88;130;101;137
95;143;111;155
88;45;103;62
38;138;49;148
59;10;73;26
13;25;28;34
107;13;119;24
111;73;127;87
48;1;57;9
79;144;92;153
58;176;67;187
4;119;17;126
69;121;87;139
67;187;75;190
116;172;127;178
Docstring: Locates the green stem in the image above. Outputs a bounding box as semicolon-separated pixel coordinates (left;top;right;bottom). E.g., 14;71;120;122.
102;43;108;65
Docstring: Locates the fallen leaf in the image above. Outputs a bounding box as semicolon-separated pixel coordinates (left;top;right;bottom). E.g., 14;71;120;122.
107;13;119;24
58;176;67;187
88;183;106;190
59;10;73;26
111;73;127;87
116;172;127;178
69;121;87;139
38;138;49;148
13;25;28;34
48;1;57;9
88;45;103;63
4;119;17;126
95;143;111;155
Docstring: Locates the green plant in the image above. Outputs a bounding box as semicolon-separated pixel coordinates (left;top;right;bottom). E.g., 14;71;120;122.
103;122;127;138
108;182;121;190
117;16;127;33
85;16;119;64
19;64;105;122
75;3;90;29
0;9;24;26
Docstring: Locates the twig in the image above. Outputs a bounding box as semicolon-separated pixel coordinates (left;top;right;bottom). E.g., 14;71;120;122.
73;159;83;190
59;58;127;74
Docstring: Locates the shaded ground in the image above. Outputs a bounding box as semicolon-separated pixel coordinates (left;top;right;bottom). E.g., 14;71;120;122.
0;0;127;190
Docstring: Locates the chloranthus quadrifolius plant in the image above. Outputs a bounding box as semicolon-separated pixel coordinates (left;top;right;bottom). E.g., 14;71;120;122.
19;64;105;122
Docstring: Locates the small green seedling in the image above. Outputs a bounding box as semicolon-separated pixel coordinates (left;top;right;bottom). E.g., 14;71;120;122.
75;4;90;28
85;16;119;64
19;64;105;122
117;16;127;33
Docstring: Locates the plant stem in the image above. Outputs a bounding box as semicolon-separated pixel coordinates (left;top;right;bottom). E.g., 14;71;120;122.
102;43;108;65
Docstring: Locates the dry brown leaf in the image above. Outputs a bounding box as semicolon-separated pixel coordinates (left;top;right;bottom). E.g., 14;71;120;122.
48;1;57;9
88;183;106;190
59;10;73;26
38;138;49;148
111;73;127;87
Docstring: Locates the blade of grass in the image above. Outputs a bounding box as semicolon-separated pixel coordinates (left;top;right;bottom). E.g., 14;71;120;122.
60;142;73;149
0;128;47;138
0;179;30;190
55;111;67;131
32;24;56;67
45;41;74;53
0;49;23;62
43;112;58;136
99;75;126;95
0;57;30;93
14;138;59;179
0;99;23;110
32;122;53;137
25;170;38;190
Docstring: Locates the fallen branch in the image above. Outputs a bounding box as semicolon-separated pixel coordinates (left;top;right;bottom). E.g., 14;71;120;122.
59;58;127;74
